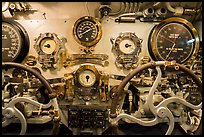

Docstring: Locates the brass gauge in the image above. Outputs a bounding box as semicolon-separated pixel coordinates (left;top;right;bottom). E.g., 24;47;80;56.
148;17;200;64
75;65;100;88
73;16;102;47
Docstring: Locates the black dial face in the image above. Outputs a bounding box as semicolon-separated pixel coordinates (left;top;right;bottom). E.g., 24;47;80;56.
2;22;22;62
2;21;29;63
73;16;102;47
149;17;199;64
76;20;98;43
155;23;194;63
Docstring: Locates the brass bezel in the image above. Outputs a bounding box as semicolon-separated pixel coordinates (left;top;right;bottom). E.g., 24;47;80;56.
73;16;102;47
149;17;200;64
75;65;100;88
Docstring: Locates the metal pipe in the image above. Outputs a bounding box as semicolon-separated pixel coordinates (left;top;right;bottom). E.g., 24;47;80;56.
155;7;167;17
129;2;133;13
143;7;154;17
109;2;124;16
165;2;176;13
124;2;129;13
2;2;10;12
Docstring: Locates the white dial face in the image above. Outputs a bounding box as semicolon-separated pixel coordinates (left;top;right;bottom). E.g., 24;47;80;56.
119;38;136;54
40;38;56;54
78;70;96;87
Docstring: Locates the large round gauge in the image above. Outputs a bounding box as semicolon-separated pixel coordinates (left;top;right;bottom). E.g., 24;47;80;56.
75;65;100;88
2;20;30;62
73;16;102;47
148;17;199;64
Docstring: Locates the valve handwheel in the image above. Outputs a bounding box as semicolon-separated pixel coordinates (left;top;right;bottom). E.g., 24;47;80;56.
2;62;60;135
109;61;202;135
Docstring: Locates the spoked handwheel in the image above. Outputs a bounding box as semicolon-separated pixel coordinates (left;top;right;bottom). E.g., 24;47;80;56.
109;61;202;135
2;62;60;135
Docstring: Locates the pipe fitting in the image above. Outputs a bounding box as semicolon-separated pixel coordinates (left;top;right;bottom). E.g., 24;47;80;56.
143;7;154;17
2;2;10;12
155;7;167;17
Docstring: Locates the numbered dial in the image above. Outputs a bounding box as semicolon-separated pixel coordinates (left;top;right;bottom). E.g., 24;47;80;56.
2;21;29;62
77;21;97;43
148;17;199;64
73;16;102;47
78;70;97;87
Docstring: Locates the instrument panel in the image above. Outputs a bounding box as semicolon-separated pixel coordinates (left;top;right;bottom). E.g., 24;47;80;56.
2;2;202;135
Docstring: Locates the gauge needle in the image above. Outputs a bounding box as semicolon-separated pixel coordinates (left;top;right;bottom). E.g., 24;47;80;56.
165;43;176;60
159;34;176;60
159;34;175;44
81;28;92;35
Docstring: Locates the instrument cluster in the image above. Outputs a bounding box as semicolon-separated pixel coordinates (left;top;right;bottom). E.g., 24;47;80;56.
2;2;202;135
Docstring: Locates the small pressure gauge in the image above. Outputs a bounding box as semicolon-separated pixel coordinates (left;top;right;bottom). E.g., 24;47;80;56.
75;65;100;88
78;70;97;87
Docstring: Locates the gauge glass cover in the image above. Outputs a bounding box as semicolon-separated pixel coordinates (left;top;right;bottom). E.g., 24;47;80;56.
40;38;57;54
2;22;22;62
119;38;136;54
148;17;199;64
78;70;97;87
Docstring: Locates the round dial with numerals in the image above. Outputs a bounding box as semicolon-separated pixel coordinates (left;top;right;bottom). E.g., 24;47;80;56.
2;21;29;62
73;16;102;47
148;17;199;64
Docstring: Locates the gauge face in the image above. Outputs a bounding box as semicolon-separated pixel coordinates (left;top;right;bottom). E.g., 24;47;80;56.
2;22;22;62
156;23;194;62
77;20;98;43
2;21;29;63
78;70;96;87
40;38;56;54
119;38;136;54
148;17;199;64
73;16;102;47
75;65;100;88
114;32;142;55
